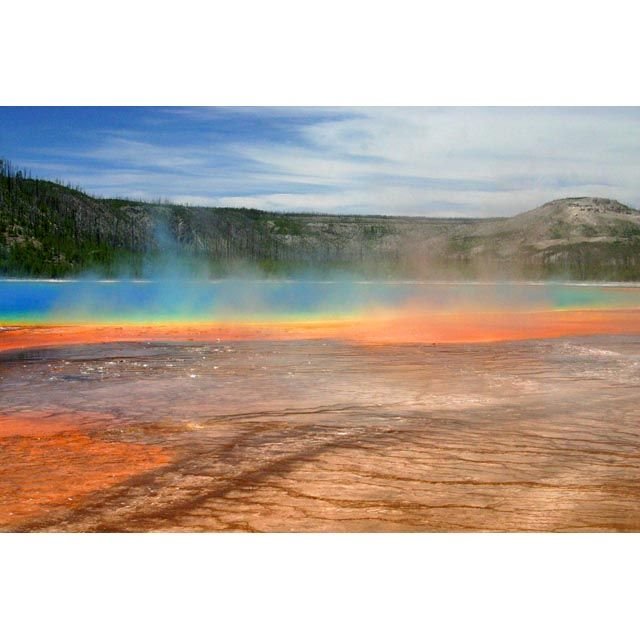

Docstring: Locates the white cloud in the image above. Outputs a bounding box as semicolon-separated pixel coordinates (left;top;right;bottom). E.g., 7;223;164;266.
24;107;640;216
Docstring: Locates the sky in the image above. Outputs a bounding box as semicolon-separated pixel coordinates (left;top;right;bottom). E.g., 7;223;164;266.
1;106;639;217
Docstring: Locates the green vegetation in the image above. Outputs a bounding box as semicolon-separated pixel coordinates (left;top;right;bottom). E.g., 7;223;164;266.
2;159;640;280
538;239;640;281
447;234;480;257
362;224;389;239
0;161;131;276
549;220;570;240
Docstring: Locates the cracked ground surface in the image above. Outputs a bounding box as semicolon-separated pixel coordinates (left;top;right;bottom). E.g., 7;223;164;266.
1;335;640;531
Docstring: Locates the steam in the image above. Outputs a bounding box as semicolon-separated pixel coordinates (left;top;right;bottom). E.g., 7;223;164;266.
3;212;640;327
2;277;640;326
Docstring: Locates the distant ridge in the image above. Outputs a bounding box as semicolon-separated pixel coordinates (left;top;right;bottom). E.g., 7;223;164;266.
438;197;640;279
1;163;640;279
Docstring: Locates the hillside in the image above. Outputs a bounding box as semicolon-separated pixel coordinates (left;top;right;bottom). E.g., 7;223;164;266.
431;197;640;279
2;163;640;279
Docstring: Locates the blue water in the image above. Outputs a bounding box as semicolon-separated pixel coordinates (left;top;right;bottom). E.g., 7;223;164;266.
1;279;639;324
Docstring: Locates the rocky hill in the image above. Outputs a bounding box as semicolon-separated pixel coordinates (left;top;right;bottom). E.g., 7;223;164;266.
1;163;639;279
439;197;640;279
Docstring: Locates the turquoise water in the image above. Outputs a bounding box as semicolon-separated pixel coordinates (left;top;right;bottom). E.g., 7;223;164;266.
1;279;640;324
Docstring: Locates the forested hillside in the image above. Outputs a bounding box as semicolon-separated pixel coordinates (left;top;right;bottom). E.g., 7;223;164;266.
2;160;640;280
0;161;473;278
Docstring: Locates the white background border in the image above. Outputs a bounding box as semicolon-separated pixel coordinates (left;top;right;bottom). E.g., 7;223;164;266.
2;1;639;638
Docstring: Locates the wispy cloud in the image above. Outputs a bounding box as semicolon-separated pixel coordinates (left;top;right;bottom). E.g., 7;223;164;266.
2;106;640;216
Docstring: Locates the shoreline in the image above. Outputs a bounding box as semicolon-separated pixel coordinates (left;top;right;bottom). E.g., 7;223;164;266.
3;277;640;286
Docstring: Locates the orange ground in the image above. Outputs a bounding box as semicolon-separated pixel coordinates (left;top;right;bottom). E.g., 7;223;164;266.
2;308;640;354
0;412;171;528
2;308;640;531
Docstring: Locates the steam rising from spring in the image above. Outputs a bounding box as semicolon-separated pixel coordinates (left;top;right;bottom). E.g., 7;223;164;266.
2;278;640;326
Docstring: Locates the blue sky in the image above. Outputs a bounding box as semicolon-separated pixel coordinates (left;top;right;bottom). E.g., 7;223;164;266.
1;106;639;217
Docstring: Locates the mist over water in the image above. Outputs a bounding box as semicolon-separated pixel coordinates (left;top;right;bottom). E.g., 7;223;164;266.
4;222;640;325
0;277;634;324
2;278;640;325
